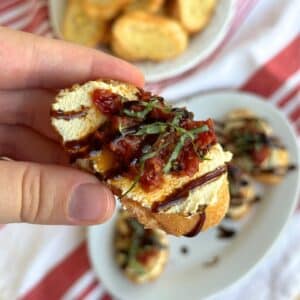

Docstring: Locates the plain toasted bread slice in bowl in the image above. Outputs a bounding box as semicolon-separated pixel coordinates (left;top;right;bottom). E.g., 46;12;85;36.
62;0;108;47
111;11;188;61
169;0;217;33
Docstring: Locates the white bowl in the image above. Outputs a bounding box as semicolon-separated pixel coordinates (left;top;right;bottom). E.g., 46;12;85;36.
49;0;235;82
87;91;300;300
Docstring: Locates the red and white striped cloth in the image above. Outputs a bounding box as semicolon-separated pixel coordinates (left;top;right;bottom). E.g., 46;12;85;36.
0;0;300;299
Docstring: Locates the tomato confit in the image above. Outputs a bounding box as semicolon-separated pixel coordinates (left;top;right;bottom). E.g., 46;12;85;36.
67;88;217;193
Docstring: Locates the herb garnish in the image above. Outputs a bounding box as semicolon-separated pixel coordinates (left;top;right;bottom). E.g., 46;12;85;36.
121;124;209;196
233;132;266;153
123;98;171;119
120;150;157;198
163;125;209;173
126;218;146;275
135;122;168;136
127;237;145;275
120;98;211;195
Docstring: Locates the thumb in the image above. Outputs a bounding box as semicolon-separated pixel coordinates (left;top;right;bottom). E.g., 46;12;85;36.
0;161;115;225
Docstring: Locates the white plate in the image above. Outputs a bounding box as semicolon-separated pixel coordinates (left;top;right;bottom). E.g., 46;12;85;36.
87;92;300;300
49;0;235;82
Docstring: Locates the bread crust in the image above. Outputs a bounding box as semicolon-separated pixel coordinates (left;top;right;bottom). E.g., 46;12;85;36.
253;173;284;184
112;178;229;236
227;203;251;220
83;0;131;20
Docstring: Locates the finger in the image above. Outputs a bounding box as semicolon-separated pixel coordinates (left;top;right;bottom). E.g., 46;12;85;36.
0;89;58;141
0;27;144;90
0;161;115;224
0;125;68;164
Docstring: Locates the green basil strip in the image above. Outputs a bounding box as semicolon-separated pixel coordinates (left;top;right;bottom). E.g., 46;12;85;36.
120;173;141;199
123;108;148;119
128;236;139;261
135;122;168;136
190;125;209;135
171;110;186;126
128;258;145;275
120;151;157;198
137;150;158;165
126;219;146;274
127;236;145;275
121;124;209;195
163;125;209;174
123;99;159;119
128;218;144;236
163;134;187;174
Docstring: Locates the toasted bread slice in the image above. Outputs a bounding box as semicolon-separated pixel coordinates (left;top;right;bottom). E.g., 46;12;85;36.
125;0;164;13
170;0;217;33
51;80;232;236
111;11;188;61
115;210;168;283
63;0;107;47
84;0;132;20
222;109;291;184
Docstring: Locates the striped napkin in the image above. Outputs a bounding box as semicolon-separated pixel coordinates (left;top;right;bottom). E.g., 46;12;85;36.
0;0;299;299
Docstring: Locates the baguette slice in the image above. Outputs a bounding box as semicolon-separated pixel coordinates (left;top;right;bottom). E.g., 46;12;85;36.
51;80;232;236
84;0;132;20
111;11;188;61
63;0;107;47
223;109;291;184
124;0;164;13
115;210;168;283
170;0;217;33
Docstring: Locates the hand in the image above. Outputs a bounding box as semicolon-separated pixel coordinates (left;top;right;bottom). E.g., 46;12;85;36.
0;26;144;225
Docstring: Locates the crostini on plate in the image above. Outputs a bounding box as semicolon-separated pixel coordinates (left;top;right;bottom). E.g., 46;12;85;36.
115;209;168;283
218;109;293;184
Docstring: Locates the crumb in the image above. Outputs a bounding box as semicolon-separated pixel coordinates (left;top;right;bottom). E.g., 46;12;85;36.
203;256;219;267
217;225;236;239
180;246;189;255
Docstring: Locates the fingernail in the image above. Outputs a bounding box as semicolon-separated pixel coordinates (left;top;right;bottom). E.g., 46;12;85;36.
68;183;114;223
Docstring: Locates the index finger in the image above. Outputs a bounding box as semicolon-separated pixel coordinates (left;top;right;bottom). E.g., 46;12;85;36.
0;26;144;89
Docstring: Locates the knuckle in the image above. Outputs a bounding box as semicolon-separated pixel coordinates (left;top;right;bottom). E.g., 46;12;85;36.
20;164;43;223
18;109;35;128
0;125;17;158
